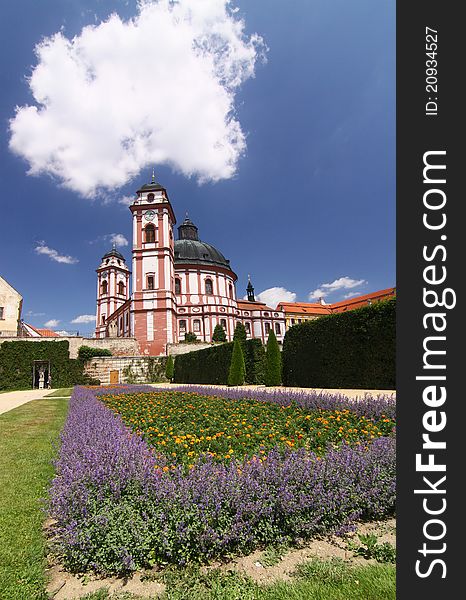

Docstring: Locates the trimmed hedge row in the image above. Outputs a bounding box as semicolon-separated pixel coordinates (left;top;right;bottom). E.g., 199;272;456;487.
0;340;96;390
174;339;266;385
282;298;396;389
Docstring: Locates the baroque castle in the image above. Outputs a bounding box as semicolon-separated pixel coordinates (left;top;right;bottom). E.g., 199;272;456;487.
94;175;286;355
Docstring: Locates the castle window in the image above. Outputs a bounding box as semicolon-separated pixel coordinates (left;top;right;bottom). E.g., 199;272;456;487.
125;312;129;326
264;322;271;334
175;278;181;294
101;315;106;325
228;283;233;298
275;323;281;335
147;275;155;290
0;307;4;319
118;281;125;295
144;224;155;243
245;322;251;334
193;319;201;332
220;319;227;329
119;317;123;330
101;280;108;295
205;278;213;295
179;320;186;333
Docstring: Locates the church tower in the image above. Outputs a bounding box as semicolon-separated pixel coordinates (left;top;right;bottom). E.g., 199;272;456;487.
95;246;130;338
246;275;256;302
129;172;177;355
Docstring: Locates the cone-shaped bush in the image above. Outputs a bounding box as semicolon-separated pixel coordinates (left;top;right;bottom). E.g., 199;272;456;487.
233;322;247;345
227;339;246;386
265;330;282;386
165;355;174;382
212;324;227;342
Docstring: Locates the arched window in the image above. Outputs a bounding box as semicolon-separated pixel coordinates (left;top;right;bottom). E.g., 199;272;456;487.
275;323;281;335
228;283;233;298
101;280;108;295
175;278;181;294
205;278;213;295
144;224;155;243
118;281;125;295
193;319;201;332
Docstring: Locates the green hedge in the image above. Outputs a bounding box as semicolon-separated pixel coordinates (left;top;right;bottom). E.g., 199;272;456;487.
174;339;266;385
282;298;396;389
78;346;112;360
0;340;95;391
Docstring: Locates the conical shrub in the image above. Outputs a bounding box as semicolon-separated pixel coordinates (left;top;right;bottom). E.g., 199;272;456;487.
212;324;227;342
165;355;174;382
228;339;246;386
265;330;282;386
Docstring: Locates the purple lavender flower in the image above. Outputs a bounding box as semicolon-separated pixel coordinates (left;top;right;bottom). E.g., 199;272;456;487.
48;386;395;575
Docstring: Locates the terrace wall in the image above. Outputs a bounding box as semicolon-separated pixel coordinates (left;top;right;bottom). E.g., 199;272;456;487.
83;355;168;385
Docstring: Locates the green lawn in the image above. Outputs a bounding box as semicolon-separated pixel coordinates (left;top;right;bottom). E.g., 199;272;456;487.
0;397;69;600
0;395;395;600
80;559;395;599
44;387;74;398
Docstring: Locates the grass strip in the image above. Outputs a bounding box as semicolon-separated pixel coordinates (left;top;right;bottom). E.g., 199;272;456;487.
79;559;395;599
44;388;74;398
0;397;69;600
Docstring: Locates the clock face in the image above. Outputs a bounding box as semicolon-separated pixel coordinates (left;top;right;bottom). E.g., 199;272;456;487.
144;210;156;222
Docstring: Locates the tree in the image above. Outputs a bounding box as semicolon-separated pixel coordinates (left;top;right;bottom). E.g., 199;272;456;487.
184;331;197;342
227;339;246;386
265;330;282;386
165;355;174;382
212;323;227;342
233;322;247;346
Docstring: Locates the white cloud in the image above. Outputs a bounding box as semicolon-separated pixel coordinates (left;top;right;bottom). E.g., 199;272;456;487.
35;241;79;264
9;0;265;197
56;330;72;336
71;314;96;324
247;287;297;309
343;292;360;299
308;277;366;301
118;195;135;207
44;319;60;328
25;310;46;317
108;233;129;247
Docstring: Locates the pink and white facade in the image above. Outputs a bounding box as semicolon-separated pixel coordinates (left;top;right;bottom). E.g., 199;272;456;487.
95;176;286;355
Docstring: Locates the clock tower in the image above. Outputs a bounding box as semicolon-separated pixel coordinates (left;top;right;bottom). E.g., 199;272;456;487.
129;172;177;355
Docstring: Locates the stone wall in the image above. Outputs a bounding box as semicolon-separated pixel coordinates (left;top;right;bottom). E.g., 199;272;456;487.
0;336;139;359
166;341;214;356
84;356;168;386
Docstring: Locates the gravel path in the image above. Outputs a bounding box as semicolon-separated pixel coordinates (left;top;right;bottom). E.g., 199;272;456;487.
0;389;58;415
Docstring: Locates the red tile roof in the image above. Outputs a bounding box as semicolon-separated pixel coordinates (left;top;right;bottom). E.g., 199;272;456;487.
24;323;60;337
277;288;396;316
330;287;396;313
35;328;60;337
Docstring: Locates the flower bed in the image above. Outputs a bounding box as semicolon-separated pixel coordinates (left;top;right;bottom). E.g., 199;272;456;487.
48;386;396;575
100;391;395;466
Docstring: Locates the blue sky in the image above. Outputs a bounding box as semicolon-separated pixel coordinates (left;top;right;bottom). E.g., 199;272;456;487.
0;0;395;336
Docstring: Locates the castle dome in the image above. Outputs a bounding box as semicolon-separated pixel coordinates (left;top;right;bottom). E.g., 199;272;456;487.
174;216;232;270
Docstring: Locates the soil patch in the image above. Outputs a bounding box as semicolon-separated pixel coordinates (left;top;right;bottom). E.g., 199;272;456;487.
46;518;395;596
